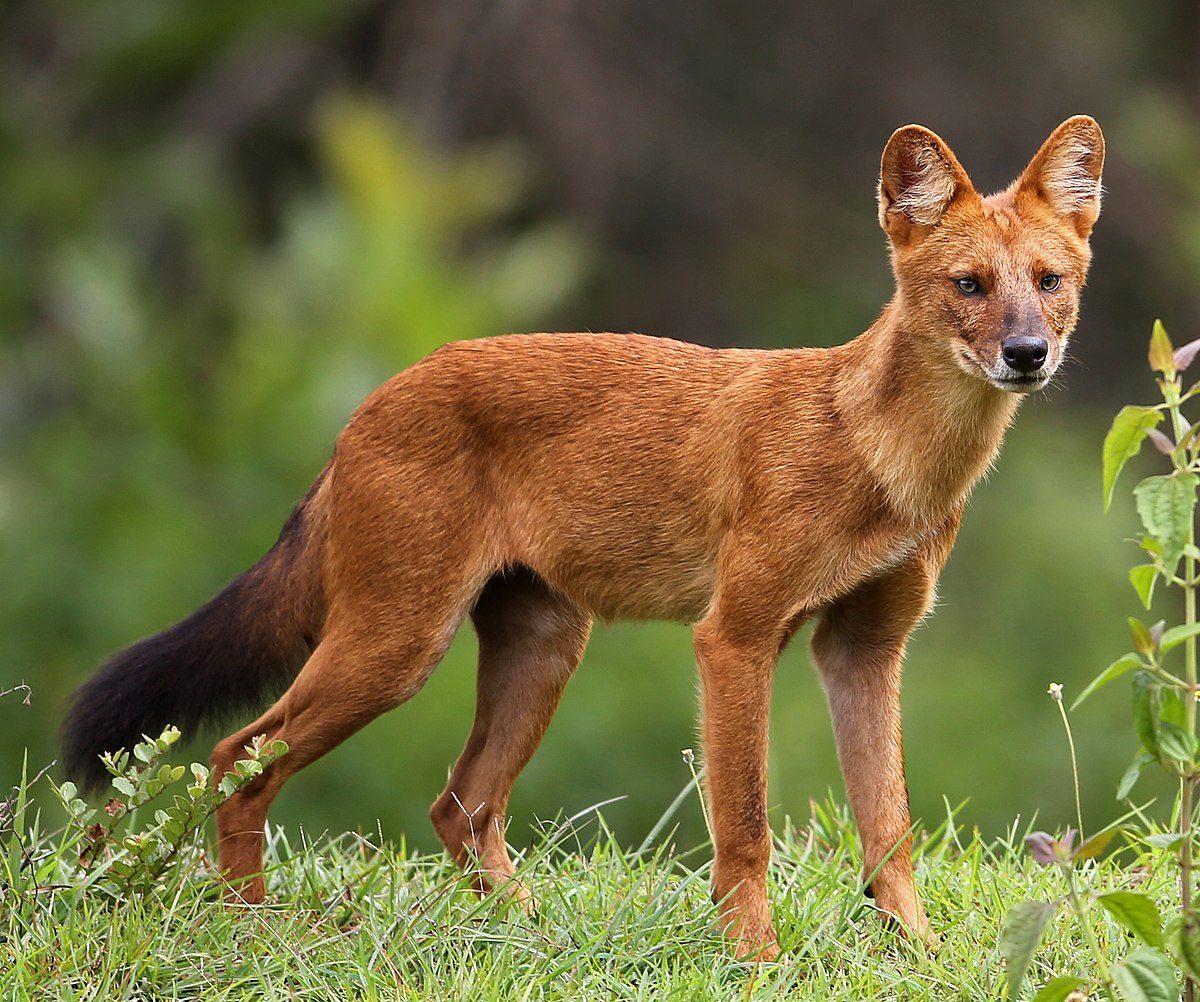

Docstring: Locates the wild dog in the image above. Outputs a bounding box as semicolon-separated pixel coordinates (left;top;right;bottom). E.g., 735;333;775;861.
63;117;1104;960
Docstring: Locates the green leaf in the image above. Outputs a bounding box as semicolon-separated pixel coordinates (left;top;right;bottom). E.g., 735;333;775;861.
1145;832;1184;850
1133;673;1159;758
111;777;136;798
1111;946;1178;1002
1073;654;1143;709
1118;749;1156;800
1130;618;1156;656
1157;720;1196;766
1135;472;1199;574
1162;691;1189;728
1104;406;1164;511
1031;976;1086;1002
1150;319;1176;375
1175;914;1200;981
1098;892;1163;946
1001;900;1057;1000
1162;622;1200;654
1130;565;1159;609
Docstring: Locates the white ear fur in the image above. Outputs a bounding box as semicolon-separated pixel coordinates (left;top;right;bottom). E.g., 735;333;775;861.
1018;116;1104;232
878;126;973;234
892;143;957;225
1039;130;1103;215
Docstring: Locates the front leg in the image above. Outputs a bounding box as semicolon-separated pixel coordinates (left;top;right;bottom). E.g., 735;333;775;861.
809;553;943;942
693;614;782;961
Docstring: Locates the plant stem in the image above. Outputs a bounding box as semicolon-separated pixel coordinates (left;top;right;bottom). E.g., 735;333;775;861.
682;751;713;845
1168;372;1196;1002
1183;527;1196;1002
1054;696;1085;841
1066;865;1116;1002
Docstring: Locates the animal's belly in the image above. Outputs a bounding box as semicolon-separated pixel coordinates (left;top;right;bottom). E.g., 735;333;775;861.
541;545;718;624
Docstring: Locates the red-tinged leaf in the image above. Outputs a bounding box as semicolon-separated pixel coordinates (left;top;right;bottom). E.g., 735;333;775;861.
1130;617;1156;656
1147;428;1175;455
1025;832;1058;866
1075;827;1119;860
1149;619;1166;650
1175;336;1200;372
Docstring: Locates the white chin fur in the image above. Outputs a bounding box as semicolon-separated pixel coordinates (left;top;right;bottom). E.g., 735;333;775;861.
953;349;1053;392
989;373;1050;393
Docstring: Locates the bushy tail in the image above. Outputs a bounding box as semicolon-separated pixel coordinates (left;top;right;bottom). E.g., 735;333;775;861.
62;467;332;790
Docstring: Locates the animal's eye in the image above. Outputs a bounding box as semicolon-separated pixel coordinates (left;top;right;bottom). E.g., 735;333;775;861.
1040;274;1062;292
954;277;979;295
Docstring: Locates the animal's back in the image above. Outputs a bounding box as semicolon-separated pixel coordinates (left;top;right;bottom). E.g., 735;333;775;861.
336;332;795;621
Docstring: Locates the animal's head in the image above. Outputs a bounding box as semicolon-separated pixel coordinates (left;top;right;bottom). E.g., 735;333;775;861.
878;116;1104;393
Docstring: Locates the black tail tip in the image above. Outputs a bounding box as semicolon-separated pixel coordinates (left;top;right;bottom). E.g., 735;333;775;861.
60;696;121;794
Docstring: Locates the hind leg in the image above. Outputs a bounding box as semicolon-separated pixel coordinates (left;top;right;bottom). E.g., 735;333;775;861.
212;607;466;903
430;568;590;903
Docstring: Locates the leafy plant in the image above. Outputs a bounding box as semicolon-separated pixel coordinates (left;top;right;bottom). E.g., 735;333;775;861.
54;726;287;898
1;724;288;907
1004;321;1200;1001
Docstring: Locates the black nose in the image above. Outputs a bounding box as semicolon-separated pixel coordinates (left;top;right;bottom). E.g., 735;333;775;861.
1001;335;1048;374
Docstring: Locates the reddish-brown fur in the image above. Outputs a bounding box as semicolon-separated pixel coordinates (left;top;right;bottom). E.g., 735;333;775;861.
134;118;1104;959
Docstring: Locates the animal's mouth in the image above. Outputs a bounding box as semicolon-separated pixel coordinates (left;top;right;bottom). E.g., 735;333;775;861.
952;349;1053;393
991;373;1050;393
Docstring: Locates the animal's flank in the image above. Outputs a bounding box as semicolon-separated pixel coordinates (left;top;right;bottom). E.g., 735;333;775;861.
61;465;332;789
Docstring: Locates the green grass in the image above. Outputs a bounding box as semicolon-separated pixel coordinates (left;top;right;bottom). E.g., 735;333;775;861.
1;775;1182;1002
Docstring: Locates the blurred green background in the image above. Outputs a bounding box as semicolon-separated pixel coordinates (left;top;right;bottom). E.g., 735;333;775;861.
3;2;1200;853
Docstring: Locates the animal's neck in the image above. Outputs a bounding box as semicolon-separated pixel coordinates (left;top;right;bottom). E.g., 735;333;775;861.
836;300;1022;525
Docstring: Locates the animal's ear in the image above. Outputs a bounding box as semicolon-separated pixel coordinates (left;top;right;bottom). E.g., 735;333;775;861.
1016;116;1104;238
878;125;975;242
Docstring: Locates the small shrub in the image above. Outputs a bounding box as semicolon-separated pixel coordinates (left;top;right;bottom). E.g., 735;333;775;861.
53;726;287;898
2;721;286;909
1004;321;1200;1002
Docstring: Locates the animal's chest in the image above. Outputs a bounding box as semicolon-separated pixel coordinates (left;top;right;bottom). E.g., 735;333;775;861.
791;521;935;615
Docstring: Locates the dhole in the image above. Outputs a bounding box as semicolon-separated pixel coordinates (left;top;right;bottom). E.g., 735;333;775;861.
63;116;1104;959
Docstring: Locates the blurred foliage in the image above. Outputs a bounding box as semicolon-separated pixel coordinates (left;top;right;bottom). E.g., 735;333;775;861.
1;2;1197;855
